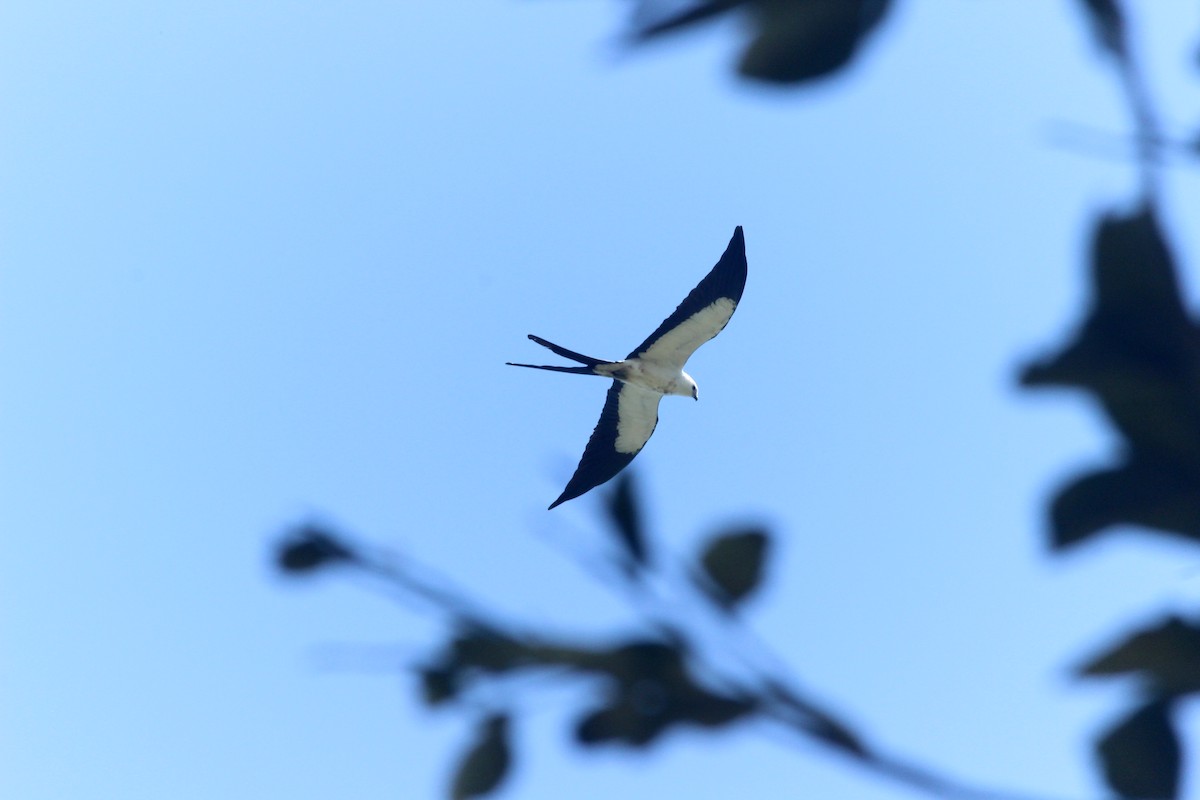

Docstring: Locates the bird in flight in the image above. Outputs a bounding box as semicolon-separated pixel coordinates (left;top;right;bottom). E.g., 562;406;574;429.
508;226;747;509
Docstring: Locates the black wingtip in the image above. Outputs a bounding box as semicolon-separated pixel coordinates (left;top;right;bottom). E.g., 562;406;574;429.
548;481;589;510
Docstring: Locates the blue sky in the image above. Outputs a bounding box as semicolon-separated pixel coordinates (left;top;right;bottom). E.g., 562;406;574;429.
4;2;1200;799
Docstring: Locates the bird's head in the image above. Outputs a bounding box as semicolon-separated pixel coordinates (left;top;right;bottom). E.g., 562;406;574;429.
680;372;699;401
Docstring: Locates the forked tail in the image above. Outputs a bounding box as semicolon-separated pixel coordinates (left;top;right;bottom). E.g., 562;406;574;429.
505;334;615;374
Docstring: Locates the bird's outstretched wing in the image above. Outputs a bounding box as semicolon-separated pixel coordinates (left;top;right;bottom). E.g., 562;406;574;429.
625;226;747;367
549;381;662;509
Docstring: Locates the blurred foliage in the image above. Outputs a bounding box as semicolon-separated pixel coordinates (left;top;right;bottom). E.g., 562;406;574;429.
276;525;358;573
1095;700;1180;800
1021;207;1200;549
627;0;892;84
695;527;770;611
1077;0;1127;58
1016;5;1200;794
1077;617;1198;798
451;714;512;800
278;491;822;798
603;465;650;572
274;0;1200;798
275;476;1037;800
1079;614;1200;694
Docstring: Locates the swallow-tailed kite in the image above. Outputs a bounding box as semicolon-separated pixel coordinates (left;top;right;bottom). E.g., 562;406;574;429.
508;226;747;509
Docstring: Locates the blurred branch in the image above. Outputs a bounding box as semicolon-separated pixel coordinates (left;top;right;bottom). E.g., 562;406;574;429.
275;483;1088;800
1073;0;1165;200
1047;119;1199;170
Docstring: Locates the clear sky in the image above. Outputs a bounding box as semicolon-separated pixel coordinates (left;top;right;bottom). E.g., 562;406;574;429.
4;2;1200;799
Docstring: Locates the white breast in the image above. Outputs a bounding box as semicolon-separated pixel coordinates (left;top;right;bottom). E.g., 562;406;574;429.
598;359;693;397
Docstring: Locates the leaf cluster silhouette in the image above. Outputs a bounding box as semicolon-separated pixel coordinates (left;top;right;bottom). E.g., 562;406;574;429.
1015;2;1200;796
1022;208;1200;549
279;483;828;798
1019;204;1196;800
275;1;1200;798
279;482;997;799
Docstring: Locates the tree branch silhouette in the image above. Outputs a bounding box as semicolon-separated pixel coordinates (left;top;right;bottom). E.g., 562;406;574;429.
276;490;1088;800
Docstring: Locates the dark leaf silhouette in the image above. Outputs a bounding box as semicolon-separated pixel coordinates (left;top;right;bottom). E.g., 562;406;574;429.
574;693;670;747
451;627;531;674
575;683;755;747
573;638;687;747
604;472;649;570
682;688;757;729
416;629;539;706
1022;206;1200;547
1096;699;1180;800
574;702;635;746
1078;615;1200;695
573;640;755;747
1075;0;1127;58
1022;207;1198;454
276;525;356;573
420;663;461;707
628;0;892;85
696;527;771;610
738;0;893;84
451;714;512;800
599;639;687;686
1050;454;1200;548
